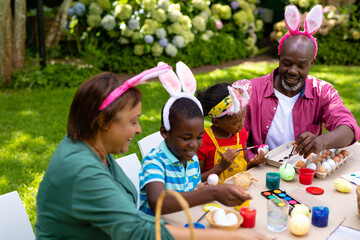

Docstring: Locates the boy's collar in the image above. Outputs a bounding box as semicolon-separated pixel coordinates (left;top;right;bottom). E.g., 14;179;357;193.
159;141;194;165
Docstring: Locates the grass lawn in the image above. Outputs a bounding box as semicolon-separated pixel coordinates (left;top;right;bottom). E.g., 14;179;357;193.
1;61;359;228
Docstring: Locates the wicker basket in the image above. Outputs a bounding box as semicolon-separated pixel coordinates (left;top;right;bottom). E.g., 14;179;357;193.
357;186;360;216
155;190;195;240
206;208;243;230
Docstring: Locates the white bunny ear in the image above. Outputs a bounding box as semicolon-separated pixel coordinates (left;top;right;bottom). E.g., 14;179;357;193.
284;5;301;34
228;86;240;113
304;5;323;35
175;61;197;95
158;62;181;97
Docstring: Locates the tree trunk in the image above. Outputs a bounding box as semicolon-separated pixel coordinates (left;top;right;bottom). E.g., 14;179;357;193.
13;0;27;69
45;0;72;48
0;0;13;86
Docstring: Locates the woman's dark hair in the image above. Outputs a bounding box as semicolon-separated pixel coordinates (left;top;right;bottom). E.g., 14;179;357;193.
67;72;142;141
196;83;231;115
161;98;203;130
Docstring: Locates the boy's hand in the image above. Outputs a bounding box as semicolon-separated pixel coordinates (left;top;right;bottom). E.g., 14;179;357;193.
194;182;208;190
214;184;252;206
218;149;240;170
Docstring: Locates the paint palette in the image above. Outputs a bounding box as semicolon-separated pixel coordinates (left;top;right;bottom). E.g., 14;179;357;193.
261;189;309;215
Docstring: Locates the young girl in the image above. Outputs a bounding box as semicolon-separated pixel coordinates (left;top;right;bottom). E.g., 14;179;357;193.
139;62;252;216
196;81;265;183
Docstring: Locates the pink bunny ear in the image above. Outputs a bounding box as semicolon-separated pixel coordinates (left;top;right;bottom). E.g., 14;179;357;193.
99;64;172;110
158;62;181;97
284;5;301;34
304;5;323;35
175;61;197;95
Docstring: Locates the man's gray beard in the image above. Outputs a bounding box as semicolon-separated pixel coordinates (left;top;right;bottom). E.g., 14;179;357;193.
281;78;302;92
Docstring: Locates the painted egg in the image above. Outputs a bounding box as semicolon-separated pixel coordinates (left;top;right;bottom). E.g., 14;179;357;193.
340;150;349;157
258;144;269;154
316;165;327;173
291;204;310;217
334;178;353;193
207;173;219;186
321;162;331;172
306;163;317;171
289;214;310;236
279;164;295;181
295;160;306;168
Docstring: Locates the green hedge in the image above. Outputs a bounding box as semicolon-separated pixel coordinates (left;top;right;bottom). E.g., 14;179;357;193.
81;31;252;73
317;31;360;65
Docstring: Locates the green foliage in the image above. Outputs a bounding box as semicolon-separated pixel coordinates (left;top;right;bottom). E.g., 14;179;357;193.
8;63;99;89
81;32;251;73
317;31;360;65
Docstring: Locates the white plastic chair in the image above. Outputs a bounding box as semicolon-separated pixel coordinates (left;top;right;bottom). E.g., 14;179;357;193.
116;153;141;209
0;191;35;240
138;131;164;159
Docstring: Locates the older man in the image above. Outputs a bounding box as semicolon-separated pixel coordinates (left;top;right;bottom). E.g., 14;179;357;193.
243;8;359;158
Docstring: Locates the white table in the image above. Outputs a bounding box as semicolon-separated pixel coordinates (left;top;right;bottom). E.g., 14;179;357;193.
162;143;360;239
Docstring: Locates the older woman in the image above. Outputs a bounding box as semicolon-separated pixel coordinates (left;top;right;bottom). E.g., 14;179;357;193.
35;67;270;240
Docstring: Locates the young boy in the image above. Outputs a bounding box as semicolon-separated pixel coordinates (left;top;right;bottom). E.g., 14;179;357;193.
139;62;251;216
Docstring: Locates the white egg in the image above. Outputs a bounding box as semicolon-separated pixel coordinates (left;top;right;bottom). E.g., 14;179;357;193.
207;173;219;186
322;162;331;172
214;211;238;226
213;209;226;224
306;163;317;171
326;159;336;167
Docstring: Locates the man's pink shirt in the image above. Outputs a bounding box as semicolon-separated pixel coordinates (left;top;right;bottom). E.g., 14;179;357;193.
242;68;360;156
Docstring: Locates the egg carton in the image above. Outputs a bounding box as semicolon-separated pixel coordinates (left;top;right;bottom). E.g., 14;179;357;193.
313;150;352;179
265;142;352;179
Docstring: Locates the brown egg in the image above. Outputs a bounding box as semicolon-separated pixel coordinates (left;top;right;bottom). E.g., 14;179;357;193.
332;156;340;163
316;165;327;173
312;157;323;165
336;153;344;159
321;153;328;158
325;150;332;155
295;160;306;168
340;150;349;157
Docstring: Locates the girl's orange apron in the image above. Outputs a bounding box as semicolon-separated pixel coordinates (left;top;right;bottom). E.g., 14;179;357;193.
205;127;247;184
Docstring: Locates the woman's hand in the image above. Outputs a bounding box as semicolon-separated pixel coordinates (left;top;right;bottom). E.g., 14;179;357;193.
213;184;252;206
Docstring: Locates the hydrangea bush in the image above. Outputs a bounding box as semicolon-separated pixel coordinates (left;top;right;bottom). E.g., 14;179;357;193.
66;0;263;71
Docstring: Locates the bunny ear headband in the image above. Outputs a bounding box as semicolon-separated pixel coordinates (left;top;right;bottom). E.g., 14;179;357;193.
99;64;172;111
278;5;323;59
158;61;203;131
208;80;252;119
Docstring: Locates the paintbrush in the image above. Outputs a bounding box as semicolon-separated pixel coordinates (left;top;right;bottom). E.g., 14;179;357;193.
236;145;258;153
285;147;295;168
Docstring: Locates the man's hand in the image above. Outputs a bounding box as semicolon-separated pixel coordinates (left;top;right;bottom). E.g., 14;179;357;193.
293;132;325;158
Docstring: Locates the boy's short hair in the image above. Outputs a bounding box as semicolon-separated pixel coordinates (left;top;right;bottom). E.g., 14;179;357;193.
67;72;142;141
196;83;231;115
161;98;203;129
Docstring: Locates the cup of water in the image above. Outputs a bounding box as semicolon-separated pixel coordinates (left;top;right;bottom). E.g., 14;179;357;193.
267;198;289;232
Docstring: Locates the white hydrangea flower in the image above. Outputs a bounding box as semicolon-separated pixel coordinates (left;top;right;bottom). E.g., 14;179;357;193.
155;28;167;39
101;14;116;31
168;10;182;23
172;35;185;48
128;19;140;30
158;0;170;11
165;43;178;57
